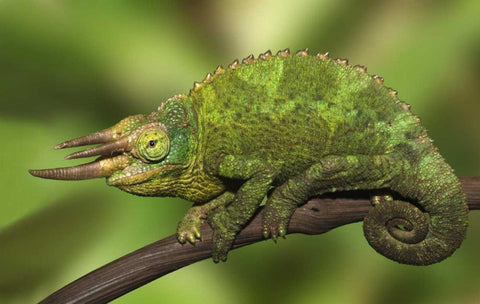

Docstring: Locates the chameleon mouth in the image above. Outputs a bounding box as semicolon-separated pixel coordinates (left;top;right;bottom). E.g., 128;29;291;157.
29;129;133;180
106;164;181;186
106;166;164;186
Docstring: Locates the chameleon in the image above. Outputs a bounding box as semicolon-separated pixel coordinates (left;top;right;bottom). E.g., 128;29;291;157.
30;48;468;265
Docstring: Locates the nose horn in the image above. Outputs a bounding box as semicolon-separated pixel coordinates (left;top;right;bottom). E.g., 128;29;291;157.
29;161;104;180
55;130;113;149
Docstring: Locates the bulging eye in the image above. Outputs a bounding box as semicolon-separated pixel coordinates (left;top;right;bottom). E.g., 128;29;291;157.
136;128;170;162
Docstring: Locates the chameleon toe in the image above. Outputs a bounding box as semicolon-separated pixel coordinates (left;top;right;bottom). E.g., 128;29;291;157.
177;234;187;244
187;233;196;244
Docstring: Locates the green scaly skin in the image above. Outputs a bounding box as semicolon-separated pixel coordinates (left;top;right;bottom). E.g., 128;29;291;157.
30;49;468;265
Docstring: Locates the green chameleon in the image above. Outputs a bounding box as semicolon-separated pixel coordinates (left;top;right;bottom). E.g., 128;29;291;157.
30;48;468;265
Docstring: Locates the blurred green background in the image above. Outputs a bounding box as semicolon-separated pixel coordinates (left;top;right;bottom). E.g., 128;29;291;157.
1;0;480;303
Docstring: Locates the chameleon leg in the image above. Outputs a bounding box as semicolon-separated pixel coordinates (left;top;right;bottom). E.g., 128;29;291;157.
208;155;278;262
263;154;402;239
177;191;234;244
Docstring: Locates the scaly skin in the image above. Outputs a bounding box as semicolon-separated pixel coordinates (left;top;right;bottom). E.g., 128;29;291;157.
30;49;468;265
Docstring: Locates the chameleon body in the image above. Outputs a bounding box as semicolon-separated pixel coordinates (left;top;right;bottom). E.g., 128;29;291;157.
30;49;468;265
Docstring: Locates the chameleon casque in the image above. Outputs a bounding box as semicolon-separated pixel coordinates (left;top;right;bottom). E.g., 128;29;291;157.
30;48;468;265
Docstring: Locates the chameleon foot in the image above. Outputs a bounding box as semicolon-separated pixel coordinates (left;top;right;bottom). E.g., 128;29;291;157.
262;204;291;240
208;208;237;262
176;208;205;244
177;192;236;245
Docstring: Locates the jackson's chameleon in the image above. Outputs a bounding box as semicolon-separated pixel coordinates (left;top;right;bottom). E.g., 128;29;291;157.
30;49;468;265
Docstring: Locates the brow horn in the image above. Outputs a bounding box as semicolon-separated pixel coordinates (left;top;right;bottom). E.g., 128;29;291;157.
64;136;131;160
55;130;114;149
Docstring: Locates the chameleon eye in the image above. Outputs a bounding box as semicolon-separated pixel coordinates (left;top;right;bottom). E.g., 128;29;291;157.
136;128;170;162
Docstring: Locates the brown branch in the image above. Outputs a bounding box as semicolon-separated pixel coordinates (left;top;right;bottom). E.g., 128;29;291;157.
40;177;480;304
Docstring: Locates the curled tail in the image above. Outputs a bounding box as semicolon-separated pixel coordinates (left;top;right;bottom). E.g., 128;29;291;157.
363;151;468;265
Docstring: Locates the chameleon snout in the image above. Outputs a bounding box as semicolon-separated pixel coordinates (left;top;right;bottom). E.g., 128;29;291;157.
29;128;134;180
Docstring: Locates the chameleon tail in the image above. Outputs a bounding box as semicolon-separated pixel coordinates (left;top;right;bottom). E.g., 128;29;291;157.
363;151;469;265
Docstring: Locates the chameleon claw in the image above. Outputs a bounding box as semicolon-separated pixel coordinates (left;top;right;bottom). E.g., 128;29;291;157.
262;228;270;239
177;234;187;244
177;228;200;245
263;227;282;242
212;253;227;263
194;228;201;239
278;227;287;238
187;233;196;244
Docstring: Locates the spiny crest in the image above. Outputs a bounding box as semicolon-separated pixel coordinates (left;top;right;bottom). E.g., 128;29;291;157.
388;88;398;98
228;59;239;70
316;52;329;60
399;101;411;111
204;73;213;83
372;75;384;85
295;48;309;57
258;50;273;60
354;64;367;73
277;48;291;57
188;48;410;113
335;58;349;67
214;65;225;75
191;65;225;94
242;54;255;65
192;81;202;92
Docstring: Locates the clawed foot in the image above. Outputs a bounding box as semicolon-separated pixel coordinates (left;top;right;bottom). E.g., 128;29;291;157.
177;209;204;244
262;207;288;240
208;208;237;263
263;201;296;240
177;192;236;246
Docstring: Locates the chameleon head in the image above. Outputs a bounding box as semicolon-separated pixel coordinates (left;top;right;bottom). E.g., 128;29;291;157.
29;95;198;196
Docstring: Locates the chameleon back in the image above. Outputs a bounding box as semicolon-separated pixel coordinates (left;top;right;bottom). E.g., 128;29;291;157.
190;53;427;182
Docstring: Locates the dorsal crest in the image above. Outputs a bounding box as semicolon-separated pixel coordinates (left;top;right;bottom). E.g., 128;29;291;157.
188;48;412;114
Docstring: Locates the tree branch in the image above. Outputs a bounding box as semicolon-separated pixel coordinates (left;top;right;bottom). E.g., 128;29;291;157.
40;177;480;304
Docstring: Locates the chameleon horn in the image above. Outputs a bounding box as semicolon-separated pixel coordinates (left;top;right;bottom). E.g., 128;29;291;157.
55;130;113;149
29;161;105;180
64;136;130;160
29;155;131;180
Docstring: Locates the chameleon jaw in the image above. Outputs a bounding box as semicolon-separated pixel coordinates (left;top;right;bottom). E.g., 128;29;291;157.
106;166;165;186
106;162;187;187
